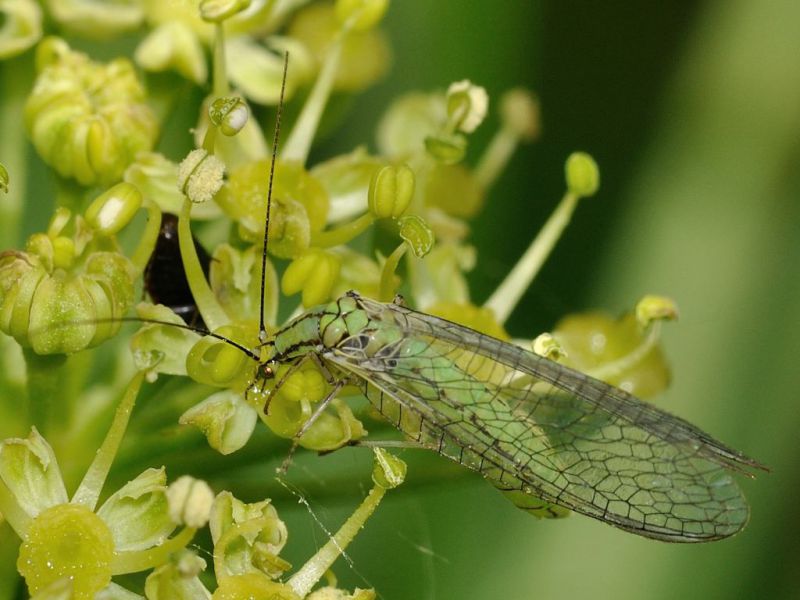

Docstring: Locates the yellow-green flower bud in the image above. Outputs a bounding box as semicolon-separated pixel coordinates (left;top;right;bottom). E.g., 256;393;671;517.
0;246;135;354
424;163;484;218
281;248;341;307
635;294;679;328
335;0;389;32
500;88;540;141
209;97;249;136
0;162;8;193
213;573;301;600
424;133;467;164
0;0;41;59
398;215;434;258
18;503;114;597
25;39;158;187
371;448;406;490
565;151;600;198
84;182;143;235
167;476;214;528
135;22;208;85
178;149;225;204
446;80;489;134
368;163;414;219
200;0;251;23
288;2;391;92
532;332;567;361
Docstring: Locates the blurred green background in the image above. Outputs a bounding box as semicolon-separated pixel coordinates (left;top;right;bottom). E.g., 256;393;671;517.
308;1;800;599
2;1;799;599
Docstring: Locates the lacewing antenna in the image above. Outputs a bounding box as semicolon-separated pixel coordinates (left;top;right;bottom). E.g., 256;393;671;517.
69;317;261;361
259;51;290;344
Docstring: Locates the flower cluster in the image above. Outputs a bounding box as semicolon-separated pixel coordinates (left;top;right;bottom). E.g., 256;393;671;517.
0;0;677;596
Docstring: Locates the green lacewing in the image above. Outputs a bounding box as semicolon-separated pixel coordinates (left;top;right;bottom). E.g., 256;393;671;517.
140;52;765;542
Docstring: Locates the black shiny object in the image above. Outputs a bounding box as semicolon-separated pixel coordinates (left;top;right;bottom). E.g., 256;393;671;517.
144;213;210;328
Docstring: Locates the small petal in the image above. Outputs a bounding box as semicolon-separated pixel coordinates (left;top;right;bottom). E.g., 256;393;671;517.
209;243;278;328
135;22;207;84
376;92;446;158
96;468;175;552
310;147;383;222
226;36;313;105
0;0;42;59
179;389;258;455
129;303;200;376
125;153;222;220
46;0;143;39
210;491;290;579
0;428;67;518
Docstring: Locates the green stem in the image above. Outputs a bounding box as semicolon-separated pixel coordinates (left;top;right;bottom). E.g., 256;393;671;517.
22;349;67;435
484;192;580;324
282;33;344;164
212;23;229;98
110;526;196;575
287;485;386;597
128;200;163;274
474;126;519;190
310;212;374;247
71;371;145;510
179;198;229;331
379;243;407;301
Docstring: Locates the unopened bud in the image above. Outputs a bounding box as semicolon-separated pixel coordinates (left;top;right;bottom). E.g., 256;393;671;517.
368;163;415;219
565;152;600;198
84;182;143;235
167;476;214;528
